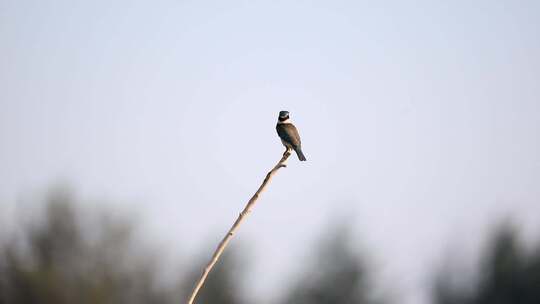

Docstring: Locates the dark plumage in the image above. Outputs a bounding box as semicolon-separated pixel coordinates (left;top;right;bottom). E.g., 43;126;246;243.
276;123;301;148
276;112;307;161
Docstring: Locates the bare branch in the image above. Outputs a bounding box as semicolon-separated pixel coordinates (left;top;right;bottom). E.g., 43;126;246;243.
186;149;293;304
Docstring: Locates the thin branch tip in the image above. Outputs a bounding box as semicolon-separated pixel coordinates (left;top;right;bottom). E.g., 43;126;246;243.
186;151;292;304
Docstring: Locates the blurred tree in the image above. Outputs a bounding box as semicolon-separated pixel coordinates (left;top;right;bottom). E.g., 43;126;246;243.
0;187;169;304
433;223;540;304
282;223;381;304
182;250;245;304
0;186;244;304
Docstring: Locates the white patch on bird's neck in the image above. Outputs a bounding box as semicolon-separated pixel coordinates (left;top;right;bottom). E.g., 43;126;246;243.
277;118;292;124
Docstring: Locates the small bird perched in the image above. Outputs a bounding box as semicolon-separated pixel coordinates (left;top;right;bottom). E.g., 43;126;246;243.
276;111;307;161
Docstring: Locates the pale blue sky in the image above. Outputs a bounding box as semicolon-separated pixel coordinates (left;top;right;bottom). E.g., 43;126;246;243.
1;1;540;303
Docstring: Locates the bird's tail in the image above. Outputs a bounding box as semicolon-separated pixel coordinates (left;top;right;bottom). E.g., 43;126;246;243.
295;148;307;161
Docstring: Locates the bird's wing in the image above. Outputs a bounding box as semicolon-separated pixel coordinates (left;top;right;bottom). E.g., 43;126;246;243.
276;123;302;148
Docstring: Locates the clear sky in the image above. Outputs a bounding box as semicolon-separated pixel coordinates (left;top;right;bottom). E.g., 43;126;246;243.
1;1;539;303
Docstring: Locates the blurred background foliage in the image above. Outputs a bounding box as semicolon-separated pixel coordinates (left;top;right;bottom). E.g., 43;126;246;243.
1;187;539;304
433;223;540;304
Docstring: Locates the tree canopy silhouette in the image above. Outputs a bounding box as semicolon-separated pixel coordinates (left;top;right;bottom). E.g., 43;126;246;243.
0;187;242;304
282;223;381;304
433;223;540;304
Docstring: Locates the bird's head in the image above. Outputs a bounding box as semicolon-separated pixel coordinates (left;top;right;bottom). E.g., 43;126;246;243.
278;111;290;122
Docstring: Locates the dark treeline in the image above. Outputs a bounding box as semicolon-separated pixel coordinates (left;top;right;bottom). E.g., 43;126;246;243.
1;188;539;304
433;224;540;304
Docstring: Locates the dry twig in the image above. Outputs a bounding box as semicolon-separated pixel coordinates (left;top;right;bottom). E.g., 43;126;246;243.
186;149;292;304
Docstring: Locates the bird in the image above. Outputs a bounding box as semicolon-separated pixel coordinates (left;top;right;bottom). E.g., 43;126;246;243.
276;110;307;161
